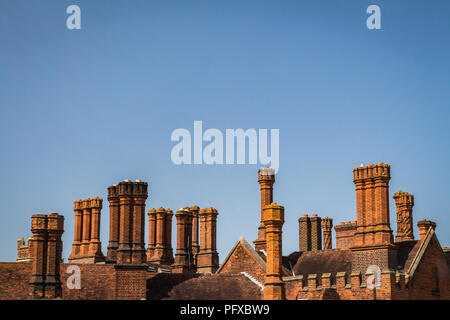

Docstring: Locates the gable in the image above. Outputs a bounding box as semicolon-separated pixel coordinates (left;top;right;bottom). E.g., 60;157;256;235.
407;229;450;299
216;237;266;284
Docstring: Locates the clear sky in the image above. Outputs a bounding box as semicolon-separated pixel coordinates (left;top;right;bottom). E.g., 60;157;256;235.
0;1;449;262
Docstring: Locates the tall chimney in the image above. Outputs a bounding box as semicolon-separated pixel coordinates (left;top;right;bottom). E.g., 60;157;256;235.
310;214;322;251
172;208;193;273
147;208;157;261
322;217;333;250
107;185;119;261
190;205;200;263
117;180;133;264
164;209;174;264
69;200;83;260
152;207;167;264
298;214;311;252
393;191;415;242
263;203;285;300
45;213;64;299
197;207;219;274
88;197;104;261
80;199;91;257
131;180;148;264
353;163;393;247
254;167;275;253
29;213;64;299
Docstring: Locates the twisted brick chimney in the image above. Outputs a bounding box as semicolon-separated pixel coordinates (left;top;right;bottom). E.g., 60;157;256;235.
263;203;285;300
197;207;219;274
254;167;275;253
353;163;393;247
29;213;64;299
393;191;415;242
322;217;333;250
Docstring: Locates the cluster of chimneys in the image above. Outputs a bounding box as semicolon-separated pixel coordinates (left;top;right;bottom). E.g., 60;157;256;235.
66;179;220;274
23;163;438;300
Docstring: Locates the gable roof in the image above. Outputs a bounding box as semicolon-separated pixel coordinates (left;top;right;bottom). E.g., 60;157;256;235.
407;227;443;278
216;237;266;274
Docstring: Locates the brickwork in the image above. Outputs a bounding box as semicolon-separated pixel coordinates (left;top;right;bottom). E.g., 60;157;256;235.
298;214;311;251
173;208;194;273
69;197;105;264
197;207;219;274
335;221;356;249
17;237;33;262
298;214;322;251
29;212;64;299
107;184;120;261
263;203;285;300
353;163;393;247
116;180;148;264
190;205;200;263
254;167;275;252
322;217;333;250
148;207;174;265
417;219;436;240
393;191;415;242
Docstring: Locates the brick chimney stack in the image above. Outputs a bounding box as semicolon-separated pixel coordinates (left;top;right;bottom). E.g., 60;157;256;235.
165;209;174;264
393;191;415;242
80;199;91;257
147;207;174;265
29;213;64;299
322;217;333;250
197;207;219;274
147;208;157;261
88;197;104;260
254;167;275;253
107;185;119;261
116;179;148;264
298;214;311;252
69;200;83;260
69;197;104;264
310;214;322;251
263;203;285;300
131;180;148;264
417;219;436;240
190;205;200;263
353;163;393;247
173;208;194;273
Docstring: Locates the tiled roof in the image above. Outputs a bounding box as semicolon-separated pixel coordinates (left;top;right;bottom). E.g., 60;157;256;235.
157;274;263;300
282;249;352;277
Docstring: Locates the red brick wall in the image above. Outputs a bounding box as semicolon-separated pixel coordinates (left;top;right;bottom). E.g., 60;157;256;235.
398;236;450;300
335;222;356;249
0;262;32;300
218;243;266;284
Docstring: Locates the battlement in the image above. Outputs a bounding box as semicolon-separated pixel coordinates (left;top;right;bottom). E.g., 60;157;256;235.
353;163;391;182
393;190;414;205
17;237;33;262
283;269;409;300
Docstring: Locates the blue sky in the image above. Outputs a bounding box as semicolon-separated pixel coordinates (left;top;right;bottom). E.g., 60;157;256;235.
0;1;449;262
